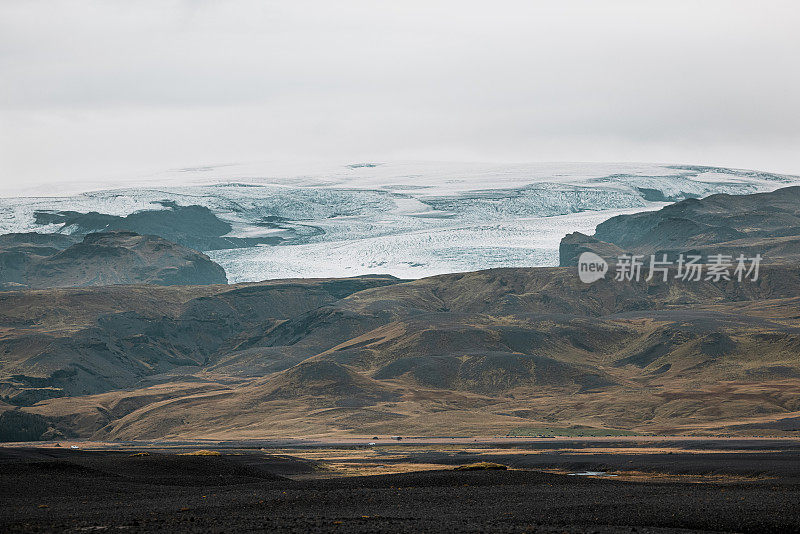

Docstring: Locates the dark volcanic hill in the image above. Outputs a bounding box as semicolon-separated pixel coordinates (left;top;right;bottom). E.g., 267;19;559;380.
560;185;800;266
34;201;283;251
0;231;227;289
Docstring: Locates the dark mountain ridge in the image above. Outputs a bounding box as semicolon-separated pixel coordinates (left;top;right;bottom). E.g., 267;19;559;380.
560;186;800;266
0;231;227;289
34;201;283;251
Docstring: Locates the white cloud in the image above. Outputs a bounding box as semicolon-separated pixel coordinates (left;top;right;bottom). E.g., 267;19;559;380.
1;0;799;189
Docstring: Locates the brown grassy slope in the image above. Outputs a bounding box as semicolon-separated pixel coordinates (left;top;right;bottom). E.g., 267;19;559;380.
4;266;800;440
0;276;401;403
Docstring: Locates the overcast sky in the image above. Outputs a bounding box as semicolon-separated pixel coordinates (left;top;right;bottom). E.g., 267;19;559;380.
1;0;799;192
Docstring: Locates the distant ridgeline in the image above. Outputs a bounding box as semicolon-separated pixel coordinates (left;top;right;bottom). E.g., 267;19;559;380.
32;201;283;251
560;186;800;266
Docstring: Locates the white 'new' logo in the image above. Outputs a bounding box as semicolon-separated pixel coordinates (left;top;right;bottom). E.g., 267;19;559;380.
577;252;608;283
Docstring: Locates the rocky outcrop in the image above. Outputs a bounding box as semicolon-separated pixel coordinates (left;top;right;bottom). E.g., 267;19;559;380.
560;186;800;265
34;201;282;251
558;232;626;267
0;231;228;289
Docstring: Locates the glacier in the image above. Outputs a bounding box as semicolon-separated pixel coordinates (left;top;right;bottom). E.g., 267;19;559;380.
0;162;797;282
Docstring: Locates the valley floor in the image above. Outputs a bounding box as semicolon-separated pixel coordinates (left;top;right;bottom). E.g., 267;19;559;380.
2;438;800;533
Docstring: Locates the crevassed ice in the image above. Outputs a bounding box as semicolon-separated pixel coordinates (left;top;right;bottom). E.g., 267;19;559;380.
0;162;797;282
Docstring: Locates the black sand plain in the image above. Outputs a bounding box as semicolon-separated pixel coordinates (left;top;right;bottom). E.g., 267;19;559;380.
2;439;800;533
